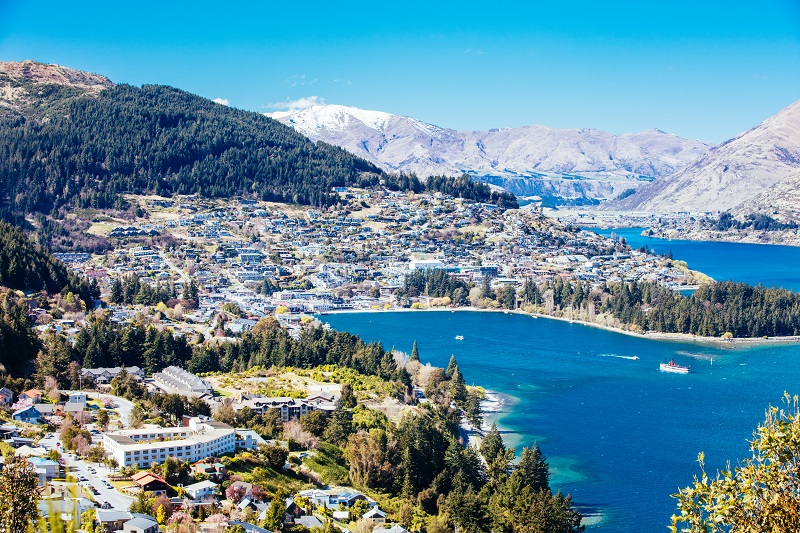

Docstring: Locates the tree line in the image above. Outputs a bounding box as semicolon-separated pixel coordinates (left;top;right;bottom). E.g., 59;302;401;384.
713;212;798;232
526;276;800;338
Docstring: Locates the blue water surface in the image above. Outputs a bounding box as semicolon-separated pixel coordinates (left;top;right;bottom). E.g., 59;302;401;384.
589;227;800;292
324;311;800;532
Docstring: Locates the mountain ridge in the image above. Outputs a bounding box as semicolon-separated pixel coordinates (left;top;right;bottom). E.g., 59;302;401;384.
268;104;712;204
611;99;800;214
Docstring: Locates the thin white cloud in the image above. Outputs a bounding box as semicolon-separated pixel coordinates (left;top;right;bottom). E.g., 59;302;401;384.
286;74;318;89
267;96;325;111
212;98;230;106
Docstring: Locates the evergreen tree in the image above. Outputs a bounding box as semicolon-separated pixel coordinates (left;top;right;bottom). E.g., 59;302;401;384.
445;354;459;379
480;423;505;465
516;443;550;493
410;340;420;362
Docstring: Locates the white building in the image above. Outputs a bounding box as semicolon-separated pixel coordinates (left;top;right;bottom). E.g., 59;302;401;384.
69;392;88;404
152;366;214;397
408;259;445;271
103;418;235;468
183;480;218;501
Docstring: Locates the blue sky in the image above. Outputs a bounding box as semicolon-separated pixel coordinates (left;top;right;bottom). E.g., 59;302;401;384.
1;0;798;142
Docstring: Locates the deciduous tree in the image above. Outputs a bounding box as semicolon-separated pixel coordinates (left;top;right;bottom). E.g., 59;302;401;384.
0;456;39;533
670;393;800;532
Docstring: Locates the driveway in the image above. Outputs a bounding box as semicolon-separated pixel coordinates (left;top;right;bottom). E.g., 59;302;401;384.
85;392;134;429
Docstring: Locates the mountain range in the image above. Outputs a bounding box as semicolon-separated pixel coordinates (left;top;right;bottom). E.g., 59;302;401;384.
611;99;800;215
4;59;799;221
269;105;712;205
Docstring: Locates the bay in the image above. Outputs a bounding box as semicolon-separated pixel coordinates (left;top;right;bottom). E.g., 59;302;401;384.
588;227;800;292
322;311;800;531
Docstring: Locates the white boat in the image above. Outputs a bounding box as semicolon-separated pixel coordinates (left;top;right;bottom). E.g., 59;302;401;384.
660;359;690;374
455;335;464;340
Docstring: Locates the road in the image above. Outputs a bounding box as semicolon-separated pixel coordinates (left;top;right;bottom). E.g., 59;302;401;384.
38;433;134;511
160;251;190;283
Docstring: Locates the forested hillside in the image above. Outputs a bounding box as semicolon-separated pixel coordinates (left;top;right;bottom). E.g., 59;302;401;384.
0;221;92;301
533;276;800;338
0;221;97;376
0;83;384;218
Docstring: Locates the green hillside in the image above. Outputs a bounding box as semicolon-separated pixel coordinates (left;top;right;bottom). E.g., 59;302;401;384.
0;82;383;218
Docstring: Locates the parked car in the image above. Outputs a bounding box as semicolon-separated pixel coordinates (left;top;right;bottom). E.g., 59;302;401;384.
101;502;111;509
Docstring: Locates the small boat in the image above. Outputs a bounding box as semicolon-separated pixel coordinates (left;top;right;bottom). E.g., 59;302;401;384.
660;359;690;374
455;335;464;340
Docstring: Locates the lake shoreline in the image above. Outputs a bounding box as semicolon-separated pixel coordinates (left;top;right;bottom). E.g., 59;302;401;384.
320;307;800;347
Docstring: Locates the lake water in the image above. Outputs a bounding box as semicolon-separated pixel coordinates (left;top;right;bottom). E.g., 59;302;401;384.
588;227;800;292
322;233;800;532
324;311;800;532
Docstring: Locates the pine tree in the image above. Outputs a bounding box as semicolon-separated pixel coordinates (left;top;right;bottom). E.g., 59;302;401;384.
480;423;505;465
410;340;420;362
445;354;459;379
516;443;550;493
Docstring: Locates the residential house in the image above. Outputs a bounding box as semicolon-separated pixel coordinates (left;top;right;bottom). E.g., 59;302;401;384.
374;525;410;533
82;366;144;385
34;403;55;417
298;488;373;509
226;521;271;533
28;456;59;479
123;516;159;533
63;402;88;419
0;387;13;406
19;389;42;403
130;471;171;496
184;480;218;501
363;507;387;524
13;405;43;423
227;480;253;499
192;462;227;482
0;424;20;438
295;516;323;529
95;511;155;532
69;392;88;403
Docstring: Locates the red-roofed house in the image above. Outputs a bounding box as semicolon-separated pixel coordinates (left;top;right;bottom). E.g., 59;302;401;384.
131;471;171;496
20;389;42;403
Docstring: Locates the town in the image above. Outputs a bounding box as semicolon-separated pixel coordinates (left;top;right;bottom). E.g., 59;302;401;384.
0;184;699;533
51;186;700;339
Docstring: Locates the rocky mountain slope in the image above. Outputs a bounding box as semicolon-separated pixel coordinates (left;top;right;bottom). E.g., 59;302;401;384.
612;100;800;213
0;59;112;117
269;105;711;204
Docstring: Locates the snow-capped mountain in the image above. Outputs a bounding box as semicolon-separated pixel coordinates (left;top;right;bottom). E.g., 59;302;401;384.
613;99;800;213
268;105;711;203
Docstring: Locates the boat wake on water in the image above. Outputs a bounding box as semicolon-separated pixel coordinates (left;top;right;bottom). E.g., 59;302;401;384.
599;353;640;361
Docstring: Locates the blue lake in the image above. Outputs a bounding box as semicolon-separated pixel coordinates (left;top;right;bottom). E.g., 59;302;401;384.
324;311;800;532
322;234;800;532
588;227;800;292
